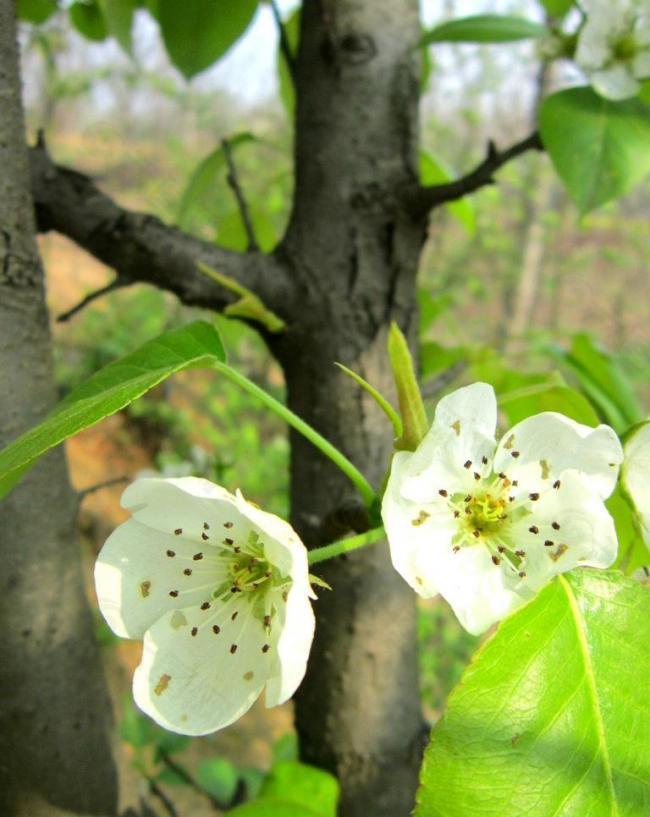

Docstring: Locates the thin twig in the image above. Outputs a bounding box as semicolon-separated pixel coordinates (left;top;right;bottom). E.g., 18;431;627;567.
57;277;128;322
222;139;259;251
413;131;543;215
146;778;179;817
269;0;296;81
78;476;129;502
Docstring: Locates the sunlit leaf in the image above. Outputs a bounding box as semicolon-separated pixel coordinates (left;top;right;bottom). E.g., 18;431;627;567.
16;0;58;23
421;14;547;46
157;0;259;79
498;383;600;426
416;569;650;816
69;0;108;40
98;0;137;54
259;762;339;817
196;757;239;804
0;322;225;498
540;0;573;16
540;87;650;215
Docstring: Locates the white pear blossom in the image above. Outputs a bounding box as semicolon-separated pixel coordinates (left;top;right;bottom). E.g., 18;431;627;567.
576;0;650;100
95;477;315;735
621;420;650;547
382;383;623;635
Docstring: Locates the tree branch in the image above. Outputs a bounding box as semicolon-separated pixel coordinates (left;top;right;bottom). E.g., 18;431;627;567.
57;276;129;321
222;138;258;251
411;131;543;215
269;0;296;82
29;140;293;318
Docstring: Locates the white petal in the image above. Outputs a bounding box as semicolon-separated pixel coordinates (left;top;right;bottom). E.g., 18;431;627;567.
508;471;619;584
431;544;536;636
133;600;271;736
382;452;457;598
122;477;243;544
94;518;224;639
622;421;650;545
493;412;622;498
591;65;640;100
265;583;315;707
434;382;497;441
396;383;498;505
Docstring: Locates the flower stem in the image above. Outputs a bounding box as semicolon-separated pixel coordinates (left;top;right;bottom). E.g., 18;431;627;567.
212;361;376;508
307;526;386;565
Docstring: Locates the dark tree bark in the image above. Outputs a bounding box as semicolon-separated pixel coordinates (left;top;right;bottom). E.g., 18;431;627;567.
0;2;117;815
18;0;543;814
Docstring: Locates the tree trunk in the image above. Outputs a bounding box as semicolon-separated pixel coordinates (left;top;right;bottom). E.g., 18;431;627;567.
271;2;429;814
0;2;117;814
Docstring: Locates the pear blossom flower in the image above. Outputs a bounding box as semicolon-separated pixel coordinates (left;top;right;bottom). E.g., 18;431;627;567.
575;0;650;100
621;420;650;547
95;477;315;735
382;383;623;635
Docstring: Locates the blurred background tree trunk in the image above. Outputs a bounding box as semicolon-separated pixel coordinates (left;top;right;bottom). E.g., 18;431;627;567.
0;1;117;814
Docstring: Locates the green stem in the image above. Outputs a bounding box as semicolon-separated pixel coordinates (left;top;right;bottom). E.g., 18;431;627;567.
212;361;376;508
308;525;386;565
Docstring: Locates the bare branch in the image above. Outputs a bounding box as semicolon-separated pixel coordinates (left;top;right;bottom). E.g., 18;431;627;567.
78;476;129;501
222;138;258;251
412;131;543;215
57;276;129;322
29;139;293;319
269;0;296;82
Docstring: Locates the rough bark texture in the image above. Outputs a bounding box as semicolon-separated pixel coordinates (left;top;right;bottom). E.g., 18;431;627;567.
0;2;117;814
270;2;428;814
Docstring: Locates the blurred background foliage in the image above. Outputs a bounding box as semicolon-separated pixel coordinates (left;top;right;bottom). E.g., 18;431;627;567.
18;0;649;813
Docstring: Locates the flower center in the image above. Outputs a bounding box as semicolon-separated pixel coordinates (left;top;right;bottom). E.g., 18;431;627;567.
613;32;639;61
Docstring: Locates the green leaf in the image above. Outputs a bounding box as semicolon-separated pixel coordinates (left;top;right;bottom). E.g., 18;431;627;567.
119;701;159;748
217;207;277;253
277;8;300;115
17;0;58;23
421;14;547;46
157;0;258;79
196;757;239;804
416;569;650;817
98;0;137;54
541;0;573;16
550;332;642;432
176;133;256;229
608;486;648;575
639;79;650;105
0;321;225;498
498;383;600;427
419;341;466;381
271;733;299;764
540;87;650;215
259;761;339;817
69;1;108;40
419;151;476;234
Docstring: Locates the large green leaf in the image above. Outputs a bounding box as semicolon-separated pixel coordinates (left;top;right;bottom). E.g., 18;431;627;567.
419;151;476;234
227;803;321;817
157;0;259;79
608;486;648;575
416;569;650;817
550;332;642;432
176;132;256;229
16;0;58;23
498;383;600;426
421;14;547;46
69;0;108;40
98;0;137;54
0;322;225;498
540;87;650;215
